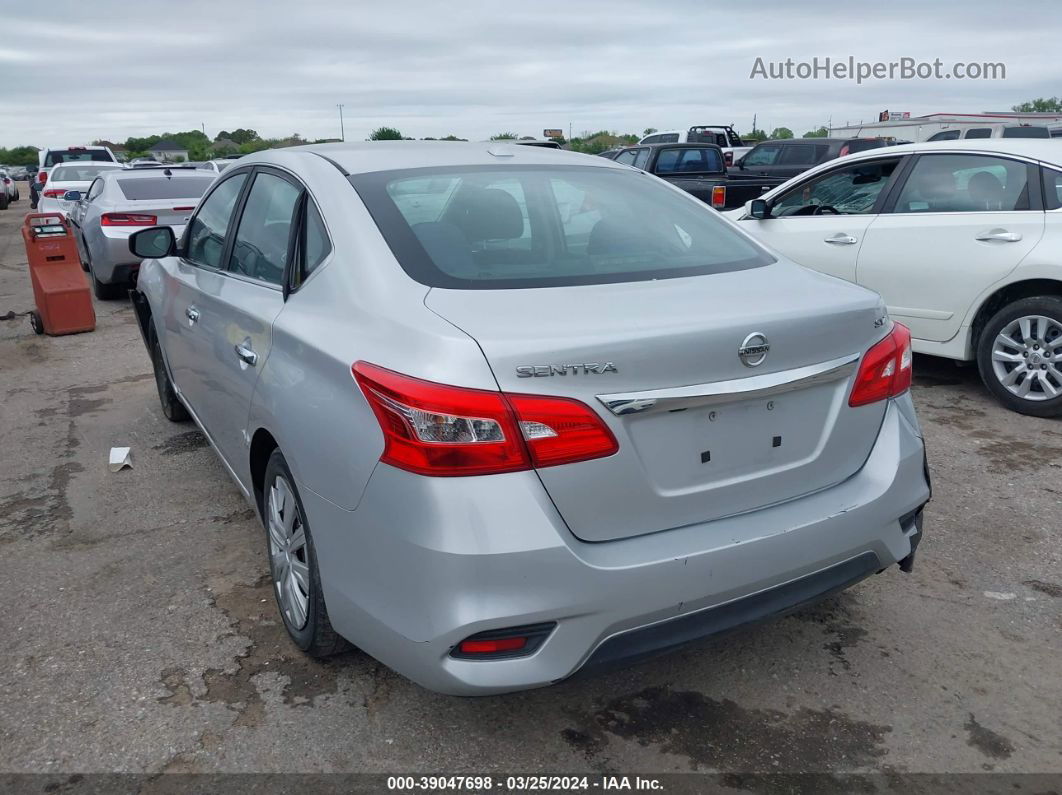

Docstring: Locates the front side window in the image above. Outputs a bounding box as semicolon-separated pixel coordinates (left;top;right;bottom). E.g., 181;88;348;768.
893;154;1030;213
228;172;302;285
614;149;639;167
351;165;773;289
185;173;248;268
771;159;900;216
86;178;104;201
927;130;961;141
744;145;781;166
655;147;722;174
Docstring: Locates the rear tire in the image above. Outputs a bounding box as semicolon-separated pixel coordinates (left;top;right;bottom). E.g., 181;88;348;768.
262;449;350;658
0;192;8;211
976;296;1062;417
149;325;189;422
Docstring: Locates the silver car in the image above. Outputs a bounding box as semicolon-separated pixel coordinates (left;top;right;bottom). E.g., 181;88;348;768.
129;142;931;695
71;168;215;299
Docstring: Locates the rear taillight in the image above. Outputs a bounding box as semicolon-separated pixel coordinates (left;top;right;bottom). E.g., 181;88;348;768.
172;206;195;211
711;185;726;209
724;151;734;166
42;189;67;198
101;213;158;227
38;171;47;184
839;144;851;157
352;362;618;476
451;622;556;659
849;323;913;407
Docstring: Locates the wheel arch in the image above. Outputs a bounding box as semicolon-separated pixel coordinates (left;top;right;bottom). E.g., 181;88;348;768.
249;428;280;516
970;278;1062;350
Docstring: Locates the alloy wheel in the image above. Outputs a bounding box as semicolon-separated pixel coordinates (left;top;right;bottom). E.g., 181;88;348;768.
990;314;1062;401
267;475;310;629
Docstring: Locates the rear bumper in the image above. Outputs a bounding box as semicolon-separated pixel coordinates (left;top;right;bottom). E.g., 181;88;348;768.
90;227;141;283
300;396;929;696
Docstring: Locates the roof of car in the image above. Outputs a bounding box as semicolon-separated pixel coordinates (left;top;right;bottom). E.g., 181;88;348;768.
239;141;620;175
839;137;1062;163
624;142;723;150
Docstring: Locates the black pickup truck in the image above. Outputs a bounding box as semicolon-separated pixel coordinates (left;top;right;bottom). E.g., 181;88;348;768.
609;142;784;209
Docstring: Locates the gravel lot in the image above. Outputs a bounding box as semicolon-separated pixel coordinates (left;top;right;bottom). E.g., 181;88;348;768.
0;190;1059;782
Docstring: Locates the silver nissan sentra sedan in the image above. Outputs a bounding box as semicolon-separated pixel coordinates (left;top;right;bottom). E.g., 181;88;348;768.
129;141;930;695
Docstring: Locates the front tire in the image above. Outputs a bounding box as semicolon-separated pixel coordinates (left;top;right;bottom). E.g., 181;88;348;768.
977;296;1062;417
149;326;189;422
262;449;350;657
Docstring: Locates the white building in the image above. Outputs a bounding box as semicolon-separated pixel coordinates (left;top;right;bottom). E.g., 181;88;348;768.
830;112;1062;142
147;139;189;162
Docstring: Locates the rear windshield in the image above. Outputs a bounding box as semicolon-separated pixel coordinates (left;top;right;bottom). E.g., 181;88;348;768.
350;165;772;289
655;147;723;174
117;176;214;201
44;149;115;167
1001;126;1050;138
51;164;124;182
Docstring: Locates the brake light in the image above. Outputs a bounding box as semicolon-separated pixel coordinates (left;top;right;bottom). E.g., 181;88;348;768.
724;151;734;166
839;144;850;157
459;637;526;654
711;185;726;209
38;171;47;184
42;189;67;198
352;362;618;476
101;213;157;227
849;323;913;407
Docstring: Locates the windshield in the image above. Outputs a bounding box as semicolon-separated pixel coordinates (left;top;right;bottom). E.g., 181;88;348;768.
117;176;215;201
51;164;124;182
350;165;772;289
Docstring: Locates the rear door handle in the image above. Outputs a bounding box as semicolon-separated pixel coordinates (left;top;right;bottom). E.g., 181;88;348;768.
824;234;858;245
975;230;1022;243
234;342;258;367
185;306;200;324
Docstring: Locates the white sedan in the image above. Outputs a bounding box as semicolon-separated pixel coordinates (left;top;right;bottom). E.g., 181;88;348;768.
37;162;126;218
728;139;1062;416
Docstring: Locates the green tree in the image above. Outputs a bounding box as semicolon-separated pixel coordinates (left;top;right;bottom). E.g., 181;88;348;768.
490;132;518;140
439;134;467;141
742;129;768;143
1012;97;1062;112
770;127;794;139
368;126;405;141
0;145;40;167
803;126;829;138
216;128;260;145
642;127;658;137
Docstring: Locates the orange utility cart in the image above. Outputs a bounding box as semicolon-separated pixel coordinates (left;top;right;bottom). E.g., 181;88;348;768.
21;213;96;336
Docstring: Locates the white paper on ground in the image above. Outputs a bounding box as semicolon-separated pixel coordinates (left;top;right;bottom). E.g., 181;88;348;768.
109;447;132;472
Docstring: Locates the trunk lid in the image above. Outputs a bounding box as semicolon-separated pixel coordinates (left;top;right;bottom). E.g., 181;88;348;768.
426;262;890;542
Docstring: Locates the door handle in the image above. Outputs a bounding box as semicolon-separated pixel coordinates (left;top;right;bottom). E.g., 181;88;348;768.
975;230;1022;243
185;306;200;324
824;234;858;245
234;343;258;367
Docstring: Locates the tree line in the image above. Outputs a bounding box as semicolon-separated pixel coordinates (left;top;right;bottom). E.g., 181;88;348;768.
3;98;1058;167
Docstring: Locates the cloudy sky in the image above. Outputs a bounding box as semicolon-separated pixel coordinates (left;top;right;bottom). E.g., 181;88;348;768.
1;0;1058;148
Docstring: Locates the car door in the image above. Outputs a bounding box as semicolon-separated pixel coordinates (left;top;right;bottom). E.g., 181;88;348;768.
735;143;781;175
737;156;905;282
774;143;823;179
184;167;301;472
856;152;1046;343
158;170;250;429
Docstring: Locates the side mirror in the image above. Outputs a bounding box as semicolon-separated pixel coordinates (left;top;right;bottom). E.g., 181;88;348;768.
747;198;772;219
129;226;176;259
62;190;82;201
735;157;746;169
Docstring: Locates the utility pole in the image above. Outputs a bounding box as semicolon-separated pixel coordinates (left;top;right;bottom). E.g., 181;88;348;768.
337;104;346;142
201;122;206;135
752;113;757;135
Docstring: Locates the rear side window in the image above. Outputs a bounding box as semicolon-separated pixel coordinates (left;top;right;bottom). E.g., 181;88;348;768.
117;176;214;201
1002;126;1050;138
743;145;781;166
655;147;722;174
613;149;640;167
228;172;301;285
350;165;772;289
779;145;819;166
185;174;248;268
964;128;993;139
658;133;680;143
893;154;1030;213
1043;169;1062;211
927;130;961;141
